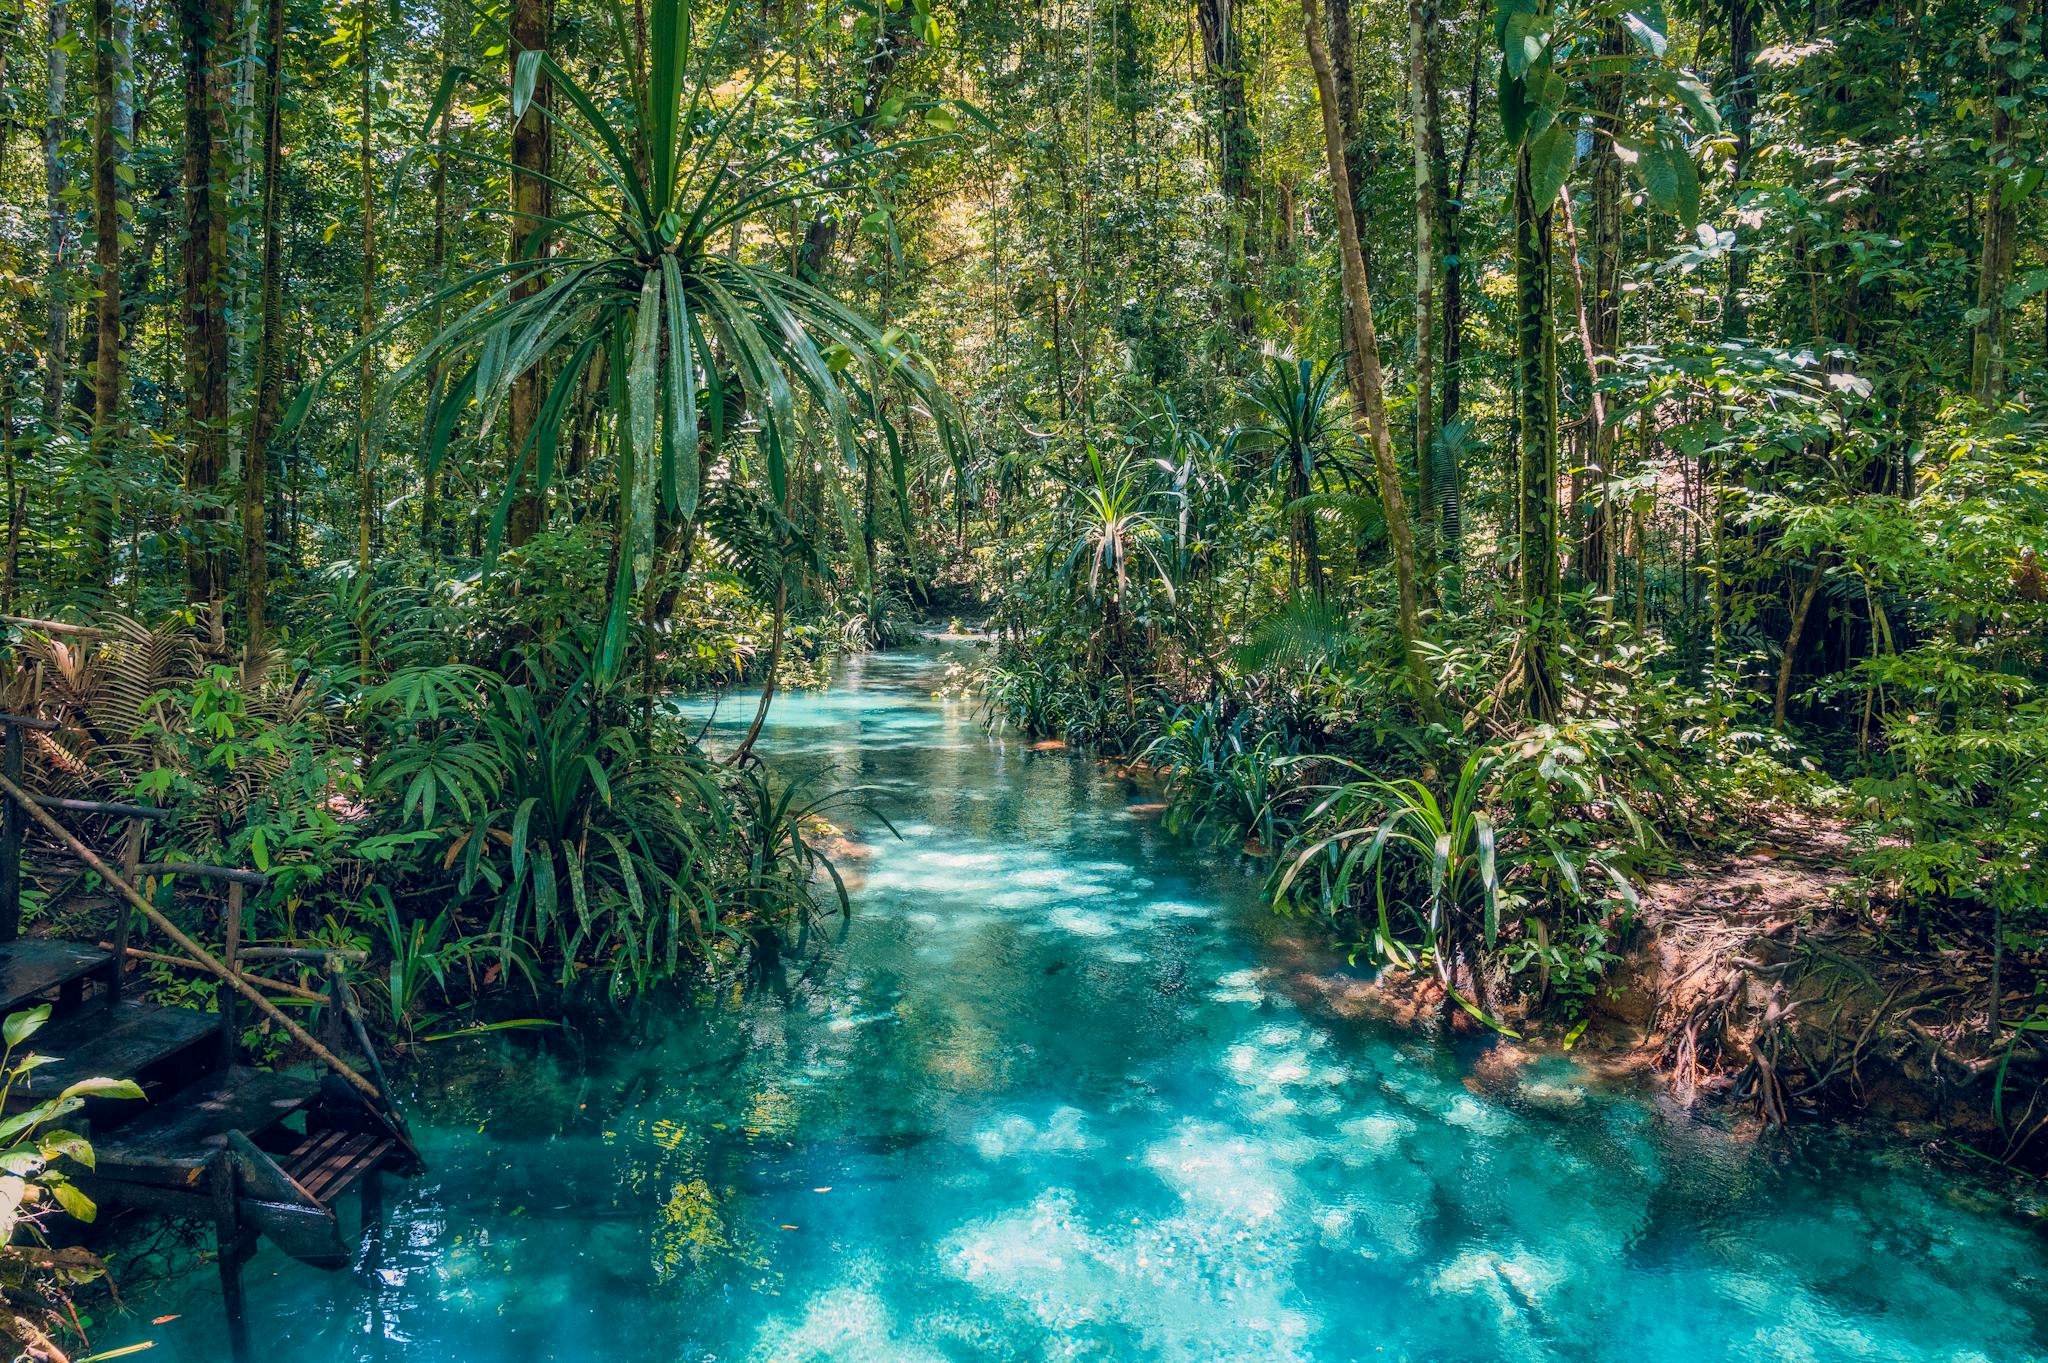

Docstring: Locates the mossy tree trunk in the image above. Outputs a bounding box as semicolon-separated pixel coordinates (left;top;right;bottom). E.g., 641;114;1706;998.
1514;143;1560;721
179;0;232;607
1302;0;1436;715
241;0;286;646
505;0;555;548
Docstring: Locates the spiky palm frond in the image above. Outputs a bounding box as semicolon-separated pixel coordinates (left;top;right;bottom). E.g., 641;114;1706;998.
280;0;973;678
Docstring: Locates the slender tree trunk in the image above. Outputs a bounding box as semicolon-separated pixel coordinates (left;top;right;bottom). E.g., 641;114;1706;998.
504;0;555;547
1772;553;1829;729
1721;0;1759;337
1406;0;1440;577
42;0;72;430
1302;0;1435;712
730;576;788;767
354;0;378;668
83;0;123;594
241;0;285;646
180;0;232;606
423;0;455;558
1514;145;1559;720
1578;17;1625;597
1435;12;1484;569
1970;4;2022;401
1;371;17;612
1198;0;1254;336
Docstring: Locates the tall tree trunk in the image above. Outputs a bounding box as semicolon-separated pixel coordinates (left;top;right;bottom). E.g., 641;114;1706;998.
1721;0;1760;337
354;0;378;667
83;0;123;594
1514;144;1559;720
241;0;285;646
1;371;17;612
1772;553;1829;729
1301;0;1435;712
1970;3;2022;401
1434;11;1485;569
41;0;71;430
1406;0;1440;579
423;0;456;558
1576;17;1625;596
504;0;555;547
1198;0;1254;335
1326;0;1363;201
179;0;231;606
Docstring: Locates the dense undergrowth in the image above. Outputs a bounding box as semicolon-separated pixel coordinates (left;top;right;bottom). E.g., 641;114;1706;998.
1;523;927;1040
972;382;2048;1072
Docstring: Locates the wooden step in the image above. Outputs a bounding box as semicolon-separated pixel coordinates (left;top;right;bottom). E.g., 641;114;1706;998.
9;998;218;1107
283;1126;396;1206
0;939;114;1014
90;1067;321;1188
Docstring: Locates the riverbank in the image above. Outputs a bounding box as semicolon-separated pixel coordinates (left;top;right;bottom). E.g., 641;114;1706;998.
1214;797;2048;1177
1590;823;2048;1171
88;644;2048;1361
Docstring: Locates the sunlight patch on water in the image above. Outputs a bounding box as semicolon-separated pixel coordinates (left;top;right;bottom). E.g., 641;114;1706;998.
98;646;2048;1363
945;1188;1319;1363
972;1106;1098;1161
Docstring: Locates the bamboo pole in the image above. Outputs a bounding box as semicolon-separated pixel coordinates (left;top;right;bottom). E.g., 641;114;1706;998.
0;772;382;1103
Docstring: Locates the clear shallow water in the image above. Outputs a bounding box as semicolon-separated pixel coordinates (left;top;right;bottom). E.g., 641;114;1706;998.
109;646;2047;1361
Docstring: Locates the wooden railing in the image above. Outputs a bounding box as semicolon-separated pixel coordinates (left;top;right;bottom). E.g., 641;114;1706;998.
0;711;416;1155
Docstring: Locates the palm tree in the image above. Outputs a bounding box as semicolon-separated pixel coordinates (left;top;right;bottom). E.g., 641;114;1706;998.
281;1;966;676
1224;356;1358;600
1055;444;1176;632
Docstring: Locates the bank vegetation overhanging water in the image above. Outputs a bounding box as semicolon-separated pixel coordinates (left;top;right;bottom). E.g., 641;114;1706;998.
0;0;2045;1350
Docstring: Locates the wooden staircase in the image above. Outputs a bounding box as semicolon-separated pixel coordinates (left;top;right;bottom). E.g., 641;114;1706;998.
0;712;418;1287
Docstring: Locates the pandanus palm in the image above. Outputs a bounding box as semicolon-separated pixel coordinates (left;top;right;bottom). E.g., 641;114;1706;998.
1224;356;1358;599
1056;445;1176;629
284;1;966;676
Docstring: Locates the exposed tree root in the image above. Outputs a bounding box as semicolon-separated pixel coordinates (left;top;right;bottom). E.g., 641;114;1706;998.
1585;820;2048;1170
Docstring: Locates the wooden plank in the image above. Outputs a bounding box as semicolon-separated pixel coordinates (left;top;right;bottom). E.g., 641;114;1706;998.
294;1131;378;1202
133;862;268;889
283;1128;351;1181
239;1198;347;1268
0;712;64;730
228;1130;325;1207
33;794;172;821
314;1137;395;1204
91;1068;320;1187
9;999;217;1106
229;1132;349;1265
0;940;114;1013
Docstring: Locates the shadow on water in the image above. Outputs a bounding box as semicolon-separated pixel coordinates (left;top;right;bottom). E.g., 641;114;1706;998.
109;643;2048;1363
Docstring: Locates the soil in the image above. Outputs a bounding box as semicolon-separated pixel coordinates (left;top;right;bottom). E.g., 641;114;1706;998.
1578;815;2048;1171
1260;810;2048;1173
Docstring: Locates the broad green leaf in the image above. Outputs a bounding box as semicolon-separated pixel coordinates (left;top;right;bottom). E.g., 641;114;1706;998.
50;1177;97;1222
4;1005;50;1050
1526;124;1576;209
1623;11;1667;56
57;1077;144;1103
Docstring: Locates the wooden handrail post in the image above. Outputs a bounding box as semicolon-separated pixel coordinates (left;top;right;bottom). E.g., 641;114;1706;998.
0;771;384;1105
0;723;19;943
221;881;244;1065
108;817;144;1003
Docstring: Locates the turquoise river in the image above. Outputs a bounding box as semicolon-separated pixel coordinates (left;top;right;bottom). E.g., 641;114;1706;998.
108;645;2047;1361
